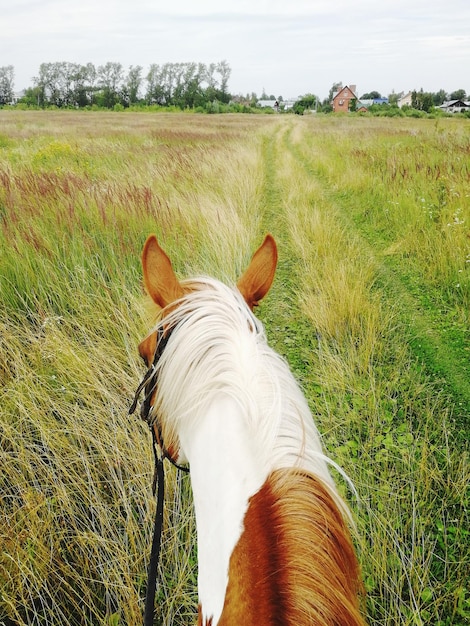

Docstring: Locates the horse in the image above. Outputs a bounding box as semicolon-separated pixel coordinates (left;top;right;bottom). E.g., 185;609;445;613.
135;233;366;626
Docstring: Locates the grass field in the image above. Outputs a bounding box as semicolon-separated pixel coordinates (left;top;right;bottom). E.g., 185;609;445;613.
0;110;469;626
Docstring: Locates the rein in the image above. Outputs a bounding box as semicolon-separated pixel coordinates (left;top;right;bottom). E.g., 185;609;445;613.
129;326;189;626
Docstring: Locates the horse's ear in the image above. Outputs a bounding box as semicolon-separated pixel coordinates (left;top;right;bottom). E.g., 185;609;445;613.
237;234;278;309
142;235;184;308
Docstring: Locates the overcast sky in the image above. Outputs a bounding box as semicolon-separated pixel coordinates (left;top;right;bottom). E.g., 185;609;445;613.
2;0;469;100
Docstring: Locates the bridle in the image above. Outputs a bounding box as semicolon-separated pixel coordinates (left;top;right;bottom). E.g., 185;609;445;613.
129;325;189;626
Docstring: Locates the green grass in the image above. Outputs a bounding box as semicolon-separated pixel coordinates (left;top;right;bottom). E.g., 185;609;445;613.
0;110;468;625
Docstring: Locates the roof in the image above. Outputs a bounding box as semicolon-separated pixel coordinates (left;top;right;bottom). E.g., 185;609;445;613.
440;100;470;107
257;100;279;108
333;85;358;99
358;98;389;108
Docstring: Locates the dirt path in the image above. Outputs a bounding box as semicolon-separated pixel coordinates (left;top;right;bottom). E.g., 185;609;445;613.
255;122;320;385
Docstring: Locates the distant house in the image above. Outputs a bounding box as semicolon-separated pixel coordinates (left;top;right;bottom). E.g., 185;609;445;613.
356;97;389;112
257;99;298;112
9;90;26;105
439;100;470;114
332;85;358;112
257;99;279;110
398;92;412;108
281;100;298;111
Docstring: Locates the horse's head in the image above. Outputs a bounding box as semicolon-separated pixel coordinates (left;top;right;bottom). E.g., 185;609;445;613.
138;233;277;363
136;234;278;461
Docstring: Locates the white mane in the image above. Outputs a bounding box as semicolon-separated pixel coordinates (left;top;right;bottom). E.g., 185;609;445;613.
146;276;360;624
150;277;341;492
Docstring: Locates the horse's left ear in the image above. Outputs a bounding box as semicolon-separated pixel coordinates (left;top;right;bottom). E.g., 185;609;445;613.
142;235;184;309
237;234;278;309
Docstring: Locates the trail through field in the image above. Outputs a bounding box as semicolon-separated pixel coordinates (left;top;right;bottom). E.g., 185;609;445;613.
261;119;469;426
255;124;322;387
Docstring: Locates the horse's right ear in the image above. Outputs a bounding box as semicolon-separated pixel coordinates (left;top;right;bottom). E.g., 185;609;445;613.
237;234;278;310
142;235;184;309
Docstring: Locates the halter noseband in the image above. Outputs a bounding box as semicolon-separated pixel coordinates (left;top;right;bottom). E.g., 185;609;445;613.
129;326;169;425
129;324;189;626
129;326;188;471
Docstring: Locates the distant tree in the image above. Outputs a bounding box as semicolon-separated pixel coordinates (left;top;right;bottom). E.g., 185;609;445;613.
449;88;467;101
97;62;123;108
146;62;180;106
328;82;342;103
32;61;95;107
206;64;218;91
40;62;96;107
0;65;15;105
170;63;186;107
21;86;42;107
122;65;143;105
160;63;174;104
83;63;98;105
146;61;231;109
360;91;381;99
293;93;317;115
33;63;62;106
177;62;203;108
216;60;231;99
146;64;166;104
349;98;358;112
236;92;259;107
433;89;447;106
388;90;402;106
411;89;434;113
421;92;434;112
203;61;231;104
62;62;84;107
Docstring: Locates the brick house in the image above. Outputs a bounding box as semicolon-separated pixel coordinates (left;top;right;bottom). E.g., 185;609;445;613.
332;85;358;112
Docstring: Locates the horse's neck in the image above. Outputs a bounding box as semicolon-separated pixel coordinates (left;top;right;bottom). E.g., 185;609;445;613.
180;394;365;626
179;394;268;626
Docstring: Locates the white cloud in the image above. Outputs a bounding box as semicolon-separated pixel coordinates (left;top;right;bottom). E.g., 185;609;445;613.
2;0;469;97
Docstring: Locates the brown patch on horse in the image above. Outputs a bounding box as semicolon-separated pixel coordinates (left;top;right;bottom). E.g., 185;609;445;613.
218;469;366;626
138;331;158;367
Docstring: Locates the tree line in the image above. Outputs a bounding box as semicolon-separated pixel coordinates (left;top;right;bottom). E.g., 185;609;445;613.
1;63;468;114
0;61;232;109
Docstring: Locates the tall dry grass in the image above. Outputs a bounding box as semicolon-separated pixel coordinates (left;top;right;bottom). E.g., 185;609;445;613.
1;111;468;626
0;111;276;625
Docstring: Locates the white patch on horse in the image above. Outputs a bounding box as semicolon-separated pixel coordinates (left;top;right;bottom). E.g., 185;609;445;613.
179;394;268;626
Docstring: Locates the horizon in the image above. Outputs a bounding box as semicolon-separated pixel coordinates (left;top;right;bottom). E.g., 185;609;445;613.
6;60;468;104
2;0;469;103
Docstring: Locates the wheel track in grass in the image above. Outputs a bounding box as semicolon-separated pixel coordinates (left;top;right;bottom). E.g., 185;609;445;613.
255;122;321;388
281;121;470;427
